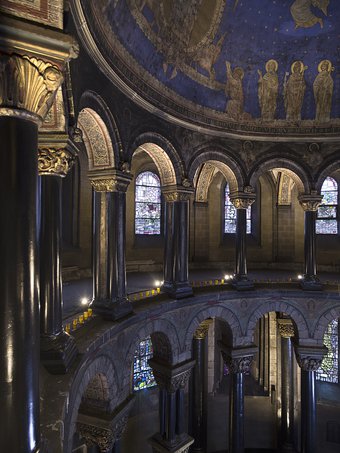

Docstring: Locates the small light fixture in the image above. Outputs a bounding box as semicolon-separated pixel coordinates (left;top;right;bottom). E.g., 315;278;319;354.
224;275;230;280
81;297;88;306
155;280;161;287
297;275;303;280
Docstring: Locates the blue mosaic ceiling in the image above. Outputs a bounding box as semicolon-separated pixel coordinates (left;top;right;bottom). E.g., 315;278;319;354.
84;0;340;133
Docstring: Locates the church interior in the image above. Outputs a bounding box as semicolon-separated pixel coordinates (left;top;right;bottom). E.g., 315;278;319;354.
1;1;340;452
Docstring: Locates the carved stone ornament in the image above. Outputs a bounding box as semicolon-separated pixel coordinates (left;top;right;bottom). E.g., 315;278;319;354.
193;319;213;340
296;356;323;372
77;423;115;453
277;318;295;338
295;345;327;371
230;190;256;209
163;190;192;202
0;53;64;124
38;147;75;177
220;345;257;374
148;359;195;393
230;356;254;374
298;192;323;211
90;178;129;193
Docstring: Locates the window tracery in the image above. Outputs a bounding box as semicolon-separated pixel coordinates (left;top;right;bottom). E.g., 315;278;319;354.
316;177;338;235
133;336;156;391
316;319;339;384
135;171;161;235
224;183;251;234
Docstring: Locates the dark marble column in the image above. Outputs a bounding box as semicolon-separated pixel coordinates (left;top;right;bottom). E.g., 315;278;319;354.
0;39;75;451
162;187;193;299
230;190;256;290
90;170;133;321
295;346;327;453
223;346;257;453
38;145;78;374
277;318;296;452
191;321;211;453
298;194;323;291
148;359;195;453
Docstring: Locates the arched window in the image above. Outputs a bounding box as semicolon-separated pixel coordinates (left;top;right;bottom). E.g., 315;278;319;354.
316;319;339;384
316;177;338;235
135;171;161;235
133;336;156;391
224;183;251;234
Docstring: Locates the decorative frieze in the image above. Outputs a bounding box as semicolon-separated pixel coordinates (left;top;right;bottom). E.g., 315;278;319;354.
0;53;64;124
298;192;323;211
38;147;75;177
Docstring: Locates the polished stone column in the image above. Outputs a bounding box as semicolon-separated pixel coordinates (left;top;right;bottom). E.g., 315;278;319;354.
230;190;256;290
77;395;135;453
298;194;323;291
295;346;327;453
222;346;257;453
90;170;133;321
148;359;195;453
38;144;78;374
0;29;76;451
162;187;193;299
278;319;296;452
191;320;212;453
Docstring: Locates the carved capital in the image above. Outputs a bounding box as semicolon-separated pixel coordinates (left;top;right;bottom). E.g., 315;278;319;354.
295;345;327;371
221;345;257;374
77;423;114;453
162;185;194;202
193;319;213;340
0;53;64;124
229;191;256;209
277;318;295;338
148;359;195;393
298;193;323;212
38;147;75;177
230;356;254;374
89;169;133;193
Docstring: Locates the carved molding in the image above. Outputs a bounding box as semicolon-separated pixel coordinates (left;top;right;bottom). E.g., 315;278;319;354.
193;319;213;340
298;193;323;211
38;147;75;177
0;53;64;124
277;318;295;338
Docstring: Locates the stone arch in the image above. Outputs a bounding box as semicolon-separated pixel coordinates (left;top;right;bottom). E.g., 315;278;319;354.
183;305;242;352
315;160;340;192
245;299;309;344
249;157;310;194
121;319;181;392
313;305;340;343
63;354;119;453
128;133;183;186
188;148;244;194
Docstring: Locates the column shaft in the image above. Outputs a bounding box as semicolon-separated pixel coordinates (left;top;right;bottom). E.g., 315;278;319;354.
281;337;295;449
301;370;316;453
192;337;207;452
159;388;167;438
166;391;177;443
304;210;316;278
176;388;185;437
229;372;245;453
0;117;40;452
93;191;109;302
235;208;247;278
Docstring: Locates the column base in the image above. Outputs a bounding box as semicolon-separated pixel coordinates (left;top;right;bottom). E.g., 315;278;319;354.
148;433;194;453
162;281;193;299
300;275;323;291
41;331;78;374
231;275;254;291
91;297;133;321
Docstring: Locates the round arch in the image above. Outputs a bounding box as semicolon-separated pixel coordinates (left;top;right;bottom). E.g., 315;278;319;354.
313;305;340;343
315;160;340;192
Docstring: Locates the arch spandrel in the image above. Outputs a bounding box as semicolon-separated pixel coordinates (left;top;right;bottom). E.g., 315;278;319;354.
78;107;115;171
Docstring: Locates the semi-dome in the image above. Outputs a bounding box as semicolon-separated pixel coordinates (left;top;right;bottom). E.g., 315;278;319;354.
76;0;340;137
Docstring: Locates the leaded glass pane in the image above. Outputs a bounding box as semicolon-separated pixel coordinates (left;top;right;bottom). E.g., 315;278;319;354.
316;177;338;235
316;319;339;384
224;184;251;234
133;336;156;391
135;171;161;235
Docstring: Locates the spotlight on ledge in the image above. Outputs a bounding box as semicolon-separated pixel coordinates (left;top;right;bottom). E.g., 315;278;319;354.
155;280;161;287
224;275;230;280
81;297;89;306
297;275;303;280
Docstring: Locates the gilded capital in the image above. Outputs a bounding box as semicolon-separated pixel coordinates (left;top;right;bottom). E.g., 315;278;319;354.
38;147;75;177
162;184;194;202
0;53;64;124
229;191;256;209
194;319;213;340
277;318;295;338
298;193;323;212
89;169;133;193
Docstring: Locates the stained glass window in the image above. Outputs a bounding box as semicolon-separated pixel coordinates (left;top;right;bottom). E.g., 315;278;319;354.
135;171;161;235
316;177;338;235
224;183;251;234
316;319;339;384
133;336;156;391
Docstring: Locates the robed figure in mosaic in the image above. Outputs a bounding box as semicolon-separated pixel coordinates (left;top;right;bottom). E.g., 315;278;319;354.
284;60;307;121
258;59;279;121
313;59;334;123
225;61;245;120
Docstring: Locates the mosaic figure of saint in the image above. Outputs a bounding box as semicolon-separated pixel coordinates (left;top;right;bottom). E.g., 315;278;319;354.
290;0;330;29
225;61;244;119
258;59;279;121
313;59;334;122
284;61;307;121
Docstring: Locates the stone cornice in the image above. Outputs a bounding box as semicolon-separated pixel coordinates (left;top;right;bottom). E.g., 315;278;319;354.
89;169;133;193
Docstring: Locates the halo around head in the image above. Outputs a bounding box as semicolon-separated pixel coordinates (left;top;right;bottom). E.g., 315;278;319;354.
291;60;306;74
318;59;332;73
265;59;278;72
